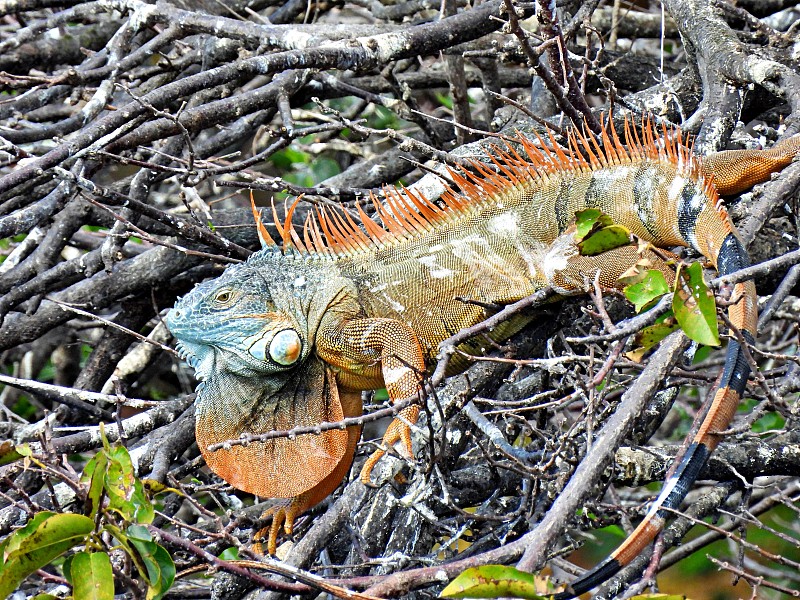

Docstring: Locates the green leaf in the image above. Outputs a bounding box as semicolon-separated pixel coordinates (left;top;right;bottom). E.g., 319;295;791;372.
0;512;94;598
692;344;712;364
752;411;785;433
218;547;239;561
68;551;114;600
81;451;108;520
625;314;680;362
141;479;181;496
574;208;612;241
129;479;155;524
578;224;632;256
309;157;341;183
572;209;632;255
0;441;26;466
81;436;155;525
104;445;154;524
435;92;454;110
673;262;720;347
624;270;669;312
269;147;310;170
125;525;175;600
440;566;548;599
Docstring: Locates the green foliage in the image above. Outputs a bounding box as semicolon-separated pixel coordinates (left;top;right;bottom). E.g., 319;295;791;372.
267;139;342;196
572;209;722;350
218;546;240;561
0;440;27;466
0;430;174;598
624;270;670;312
81;433;155;524
672;262;719;347
691;344;712;364
568;211;721;354
65;551;114;600
0;512;94;598
116;525;175;600
440;565;549;599
751;411;785;433
365;105;406;130
0;234;28;264
435;92;454;110
574;208;611;240
10;396;37;420
573;208;632;256
579;225;632;256
626;316;680;362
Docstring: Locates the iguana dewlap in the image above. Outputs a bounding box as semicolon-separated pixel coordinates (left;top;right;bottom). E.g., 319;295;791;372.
165;117;798;593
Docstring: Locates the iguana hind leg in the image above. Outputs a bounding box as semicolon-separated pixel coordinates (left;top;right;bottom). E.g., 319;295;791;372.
701;134;800;195
545;232;677;293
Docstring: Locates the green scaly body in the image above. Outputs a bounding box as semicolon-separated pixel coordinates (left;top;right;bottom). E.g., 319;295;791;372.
166;118;799;595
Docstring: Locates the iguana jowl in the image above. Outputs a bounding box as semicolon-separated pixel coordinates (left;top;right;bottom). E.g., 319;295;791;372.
166;117;799;596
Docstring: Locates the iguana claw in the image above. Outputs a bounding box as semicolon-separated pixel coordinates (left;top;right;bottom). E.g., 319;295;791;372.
252;498;302;555
360;404;421;486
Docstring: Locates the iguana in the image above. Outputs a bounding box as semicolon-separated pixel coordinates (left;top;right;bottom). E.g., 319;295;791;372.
165;116;799;596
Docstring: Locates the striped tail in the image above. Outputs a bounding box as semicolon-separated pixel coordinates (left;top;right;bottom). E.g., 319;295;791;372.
554;230;757;599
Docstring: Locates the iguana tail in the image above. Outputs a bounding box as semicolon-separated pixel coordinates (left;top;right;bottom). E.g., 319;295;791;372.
550;132;800;598
555;238;756;599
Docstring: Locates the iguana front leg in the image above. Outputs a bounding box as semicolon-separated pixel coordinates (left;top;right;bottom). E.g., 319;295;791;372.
316;316;426;485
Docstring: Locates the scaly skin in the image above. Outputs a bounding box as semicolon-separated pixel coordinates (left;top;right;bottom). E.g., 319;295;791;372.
166;118;799;586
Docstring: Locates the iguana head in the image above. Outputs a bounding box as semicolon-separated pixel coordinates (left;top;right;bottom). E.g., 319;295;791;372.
166;251;359;499
166;259;305;383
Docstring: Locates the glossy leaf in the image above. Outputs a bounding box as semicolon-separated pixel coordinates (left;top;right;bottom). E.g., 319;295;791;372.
574;208;612;241
81;450;108;520
578;224;632;256
440;565;549;599
624;270;669;312
125;525;175;600
81;439;156;524
0;441;26;466
141;479;182;496
68;551;114;600
625;314;680;362
0;512;94;598
673;262;720;347
218;547;239;561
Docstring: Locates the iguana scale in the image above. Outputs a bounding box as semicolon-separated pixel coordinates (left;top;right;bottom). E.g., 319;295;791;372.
165;117;799;596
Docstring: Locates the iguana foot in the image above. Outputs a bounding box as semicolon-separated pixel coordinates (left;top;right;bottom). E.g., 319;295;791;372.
252;498;302;555
360;404;420;486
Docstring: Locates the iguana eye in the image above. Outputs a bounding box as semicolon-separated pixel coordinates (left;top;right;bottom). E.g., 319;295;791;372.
269;329;302;365
213;289;234;305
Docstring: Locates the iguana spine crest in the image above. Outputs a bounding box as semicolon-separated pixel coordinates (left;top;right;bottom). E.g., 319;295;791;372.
254;116;723;258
